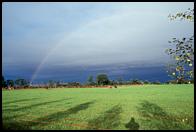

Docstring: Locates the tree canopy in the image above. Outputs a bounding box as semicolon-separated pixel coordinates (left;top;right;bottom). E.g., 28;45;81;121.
96;74;110;85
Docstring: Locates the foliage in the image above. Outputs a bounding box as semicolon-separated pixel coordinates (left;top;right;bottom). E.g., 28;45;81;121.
168;8;194;22
96;74;110;85
167;79;193;84
166;36;194;82
15;79;30;88
48;80;57;88
130;79;143;85
143;80;150;84
117;77;123;85
87;75;94;85
6;80;14;87
152;81;161;85
166;8;194;83
114;85;117;88
110;80;118;85
67;82;81;87
2;76;7;88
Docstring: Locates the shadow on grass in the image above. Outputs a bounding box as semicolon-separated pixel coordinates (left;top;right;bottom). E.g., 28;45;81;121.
125;117;140;130
3;120;31;130
137;100;194;130
3;114;26;124
34;100;95;123
87;104;122;130
3;100;95;130
4;98;72;112
3;98;40;105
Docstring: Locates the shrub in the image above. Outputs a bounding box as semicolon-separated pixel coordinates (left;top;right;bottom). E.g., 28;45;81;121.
130;79;143;85
144;80;150;84
153;81;161;85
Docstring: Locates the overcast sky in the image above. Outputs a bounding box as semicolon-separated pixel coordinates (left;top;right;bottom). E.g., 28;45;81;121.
2;2;194;82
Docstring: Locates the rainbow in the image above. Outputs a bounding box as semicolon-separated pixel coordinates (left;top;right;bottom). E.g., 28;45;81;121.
30;32;74;83
30;23;91;82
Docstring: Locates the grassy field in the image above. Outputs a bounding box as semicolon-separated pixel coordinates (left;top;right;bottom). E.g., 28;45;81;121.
2;84;194;130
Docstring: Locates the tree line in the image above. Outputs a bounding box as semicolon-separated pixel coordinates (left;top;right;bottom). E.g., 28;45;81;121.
2;73;194;90
2;76;30;89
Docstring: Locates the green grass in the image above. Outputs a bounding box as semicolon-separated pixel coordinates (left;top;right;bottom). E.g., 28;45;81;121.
2;84;194;130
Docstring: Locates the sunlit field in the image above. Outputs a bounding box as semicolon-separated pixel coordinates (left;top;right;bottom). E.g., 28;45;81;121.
2;84;194;130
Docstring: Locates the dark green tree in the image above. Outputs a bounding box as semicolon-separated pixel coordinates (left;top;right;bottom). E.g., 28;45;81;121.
2;76;7;88
117;77;123;85
15;79;30;88
130;79;143;85
87;75;94;85
144;80;150;84
7;80;14;87
96;74;110;85
110;80;118;85
48;80;56;88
